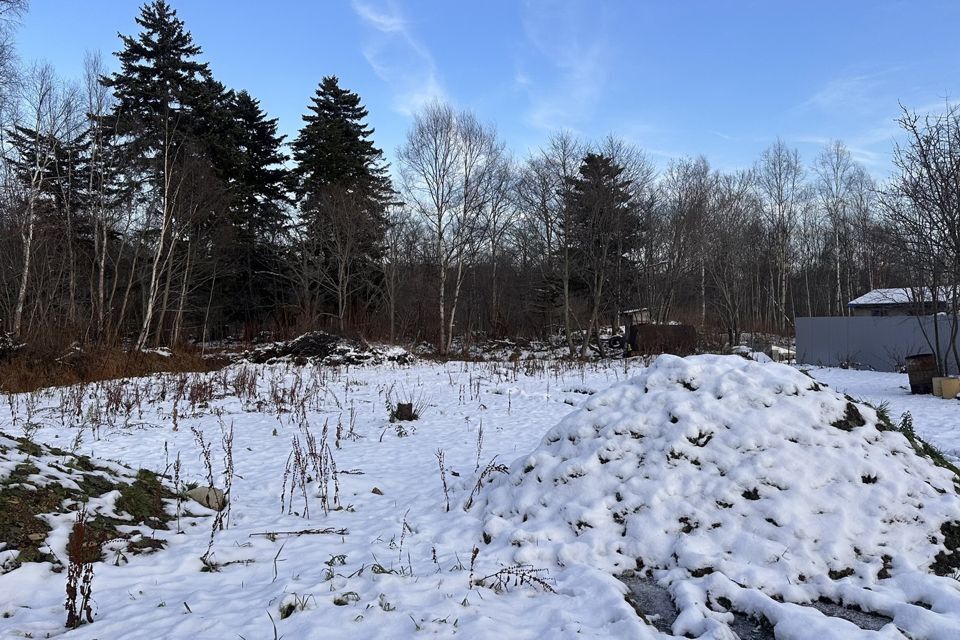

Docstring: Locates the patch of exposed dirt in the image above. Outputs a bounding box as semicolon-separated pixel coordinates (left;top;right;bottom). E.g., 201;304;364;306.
0;433;176;573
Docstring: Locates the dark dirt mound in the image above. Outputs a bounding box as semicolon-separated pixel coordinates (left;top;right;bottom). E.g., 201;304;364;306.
242;331;414;367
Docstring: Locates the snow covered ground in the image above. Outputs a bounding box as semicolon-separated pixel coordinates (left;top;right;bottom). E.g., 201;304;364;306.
805;366;960;464
1;357;959;639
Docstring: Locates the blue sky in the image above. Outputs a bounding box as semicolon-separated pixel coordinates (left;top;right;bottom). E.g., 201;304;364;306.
15;0;960;176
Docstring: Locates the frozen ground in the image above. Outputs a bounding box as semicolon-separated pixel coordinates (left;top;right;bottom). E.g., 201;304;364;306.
0;357;959;639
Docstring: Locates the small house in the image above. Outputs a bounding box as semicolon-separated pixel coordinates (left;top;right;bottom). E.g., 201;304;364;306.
847;287;954;317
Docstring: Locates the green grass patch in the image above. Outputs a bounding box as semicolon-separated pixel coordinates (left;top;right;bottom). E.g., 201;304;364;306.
1;432;176;573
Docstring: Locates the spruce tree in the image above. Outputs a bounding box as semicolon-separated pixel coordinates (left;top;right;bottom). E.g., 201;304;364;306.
229;91;288;243
564;153;636;355
102;0;228;347
291;76;392;204
563;153;637;271
191;78;240;179
102;0;211;165
219;90;289;326
290;76;393;329
7;124;91;218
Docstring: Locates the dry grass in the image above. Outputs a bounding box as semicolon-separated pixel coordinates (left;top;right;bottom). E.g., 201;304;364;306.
0;344;227;393
64;507;96;629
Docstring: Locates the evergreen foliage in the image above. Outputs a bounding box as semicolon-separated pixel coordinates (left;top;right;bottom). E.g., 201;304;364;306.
290;76;394;325
563;153;637;295
101;0;211;168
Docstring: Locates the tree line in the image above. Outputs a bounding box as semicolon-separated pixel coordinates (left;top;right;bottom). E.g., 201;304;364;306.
0;0;947;356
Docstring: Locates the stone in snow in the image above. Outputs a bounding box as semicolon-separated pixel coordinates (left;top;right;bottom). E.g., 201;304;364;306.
186;486;227;511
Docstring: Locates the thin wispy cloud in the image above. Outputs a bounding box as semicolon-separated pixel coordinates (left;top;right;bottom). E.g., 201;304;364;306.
517;0;610;133
790;134;885;168
710;131;736;142
798;73;884;114
789;69;960;174
351;0;446;116
351;1;405;33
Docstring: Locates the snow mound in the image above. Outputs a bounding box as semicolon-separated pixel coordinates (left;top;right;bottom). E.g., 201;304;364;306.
479;355;960;638
242;331;414;367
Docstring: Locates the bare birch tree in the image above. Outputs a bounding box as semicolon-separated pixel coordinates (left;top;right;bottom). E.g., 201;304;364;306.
7;64;77;338
815;140;857;316
755;139;806;331
398;102;502;354
882;104;960;374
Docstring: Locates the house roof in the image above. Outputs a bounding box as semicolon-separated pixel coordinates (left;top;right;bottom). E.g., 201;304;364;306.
847;287;956;307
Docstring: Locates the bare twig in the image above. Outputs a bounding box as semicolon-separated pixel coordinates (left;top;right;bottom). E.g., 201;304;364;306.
249;527;349;538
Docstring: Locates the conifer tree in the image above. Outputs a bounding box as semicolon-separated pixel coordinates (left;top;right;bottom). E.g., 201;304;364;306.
7;124;91;217
219;90;289;327
290;76;393;329
291;76;392;205
102;0;217;347
229;91;288;243
564;153;636;355
102;0;211;165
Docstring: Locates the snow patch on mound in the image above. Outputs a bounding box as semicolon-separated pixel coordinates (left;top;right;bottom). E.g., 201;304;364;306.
478;355;960;638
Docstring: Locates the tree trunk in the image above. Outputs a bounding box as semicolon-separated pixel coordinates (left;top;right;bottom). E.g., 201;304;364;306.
446;256;466;354
438;257;447;355
563;238;574;356
12;205;35;337
172;244;192;346
137;209;169;349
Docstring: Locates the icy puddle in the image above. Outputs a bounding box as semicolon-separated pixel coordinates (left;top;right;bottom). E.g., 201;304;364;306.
620;574;894;638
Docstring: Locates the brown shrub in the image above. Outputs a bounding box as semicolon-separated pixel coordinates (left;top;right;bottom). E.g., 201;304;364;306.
0;344;227;393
